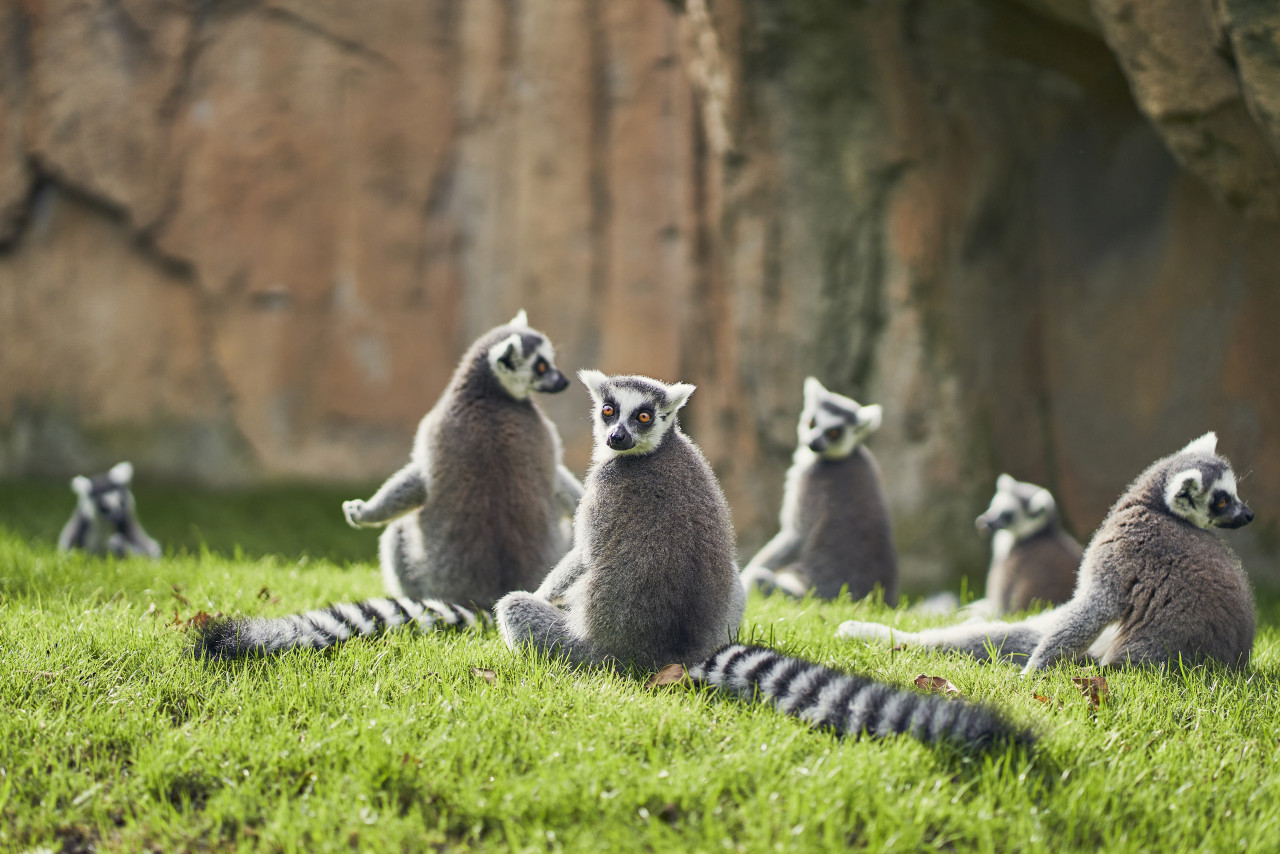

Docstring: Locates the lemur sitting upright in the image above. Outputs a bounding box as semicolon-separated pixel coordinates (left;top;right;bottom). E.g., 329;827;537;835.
740;377;897;603
968;475;1081;617
839;433;1255;672
496;372;1028;753
194;311;582;658
58;462;161;559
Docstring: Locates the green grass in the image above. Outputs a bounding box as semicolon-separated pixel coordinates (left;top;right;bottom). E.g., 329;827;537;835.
4;487;1280;852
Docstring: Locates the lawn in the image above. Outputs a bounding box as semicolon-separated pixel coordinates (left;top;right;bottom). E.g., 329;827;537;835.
3;483;1280;852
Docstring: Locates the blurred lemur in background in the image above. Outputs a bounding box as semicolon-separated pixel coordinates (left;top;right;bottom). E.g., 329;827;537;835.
194;311;583;658
967;475;1081;616
839;433;1255;672
496;372;1027;754
740;377;897;604
58;461;161;559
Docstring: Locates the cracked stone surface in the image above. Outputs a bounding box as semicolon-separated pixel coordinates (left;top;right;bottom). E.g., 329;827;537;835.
3;0;1280;584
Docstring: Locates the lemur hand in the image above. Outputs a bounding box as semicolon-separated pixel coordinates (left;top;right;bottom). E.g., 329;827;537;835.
343;499;372;529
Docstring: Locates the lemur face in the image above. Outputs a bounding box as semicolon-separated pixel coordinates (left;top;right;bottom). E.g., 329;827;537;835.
976;475;1056;541
1162;432;1253;530
487;311;570;399
797;377;882;461
578;370;694;462
72;461;137;532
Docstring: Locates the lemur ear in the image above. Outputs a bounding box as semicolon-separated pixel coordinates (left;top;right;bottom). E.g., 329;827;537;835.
509;309;529;328
71;475;91;495
664;382;695;413
1028;488;1055;516
1181;431;1217;457
997;474;1016;492
858;404;883;433
109;461;134;484
578;369;609;400
488;333;523;372
803;376;826;405
1166;467;1204;510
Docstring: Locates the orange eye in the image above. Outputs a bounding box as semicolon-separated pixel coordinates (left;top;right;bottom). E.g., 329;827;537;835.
826;428;841;440
637;411;652;424
602;405;615;417
536;359;547;375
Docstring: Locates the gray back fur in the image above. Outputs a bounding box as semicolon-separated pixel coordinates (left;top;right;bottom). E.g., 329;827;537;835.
571;424;742;667
742;377;897;603
371;316;577;609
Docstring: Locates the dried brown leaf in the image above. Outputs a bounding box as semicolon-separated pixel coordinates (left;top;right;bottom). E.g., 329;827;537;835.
470;667;496;685
171;584;190;606
184;611;216;631
1032;692;1063;709
892;643;908;652
1072;675;1110;708
914;674;962;696
257;586;272;601
646;663;691;689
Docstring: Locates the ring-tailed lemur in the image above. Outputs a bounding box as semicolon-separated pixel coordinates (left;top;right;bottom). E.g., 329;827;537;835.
740;377;897;603
967;475;1081;617
495;372;1028;752
57;462;161;558
838;433;1256;672
194;311;582;658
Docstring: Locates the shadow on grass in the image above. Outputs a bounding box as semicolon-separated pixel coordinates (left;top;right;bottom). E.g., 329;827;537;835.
0;477;381;564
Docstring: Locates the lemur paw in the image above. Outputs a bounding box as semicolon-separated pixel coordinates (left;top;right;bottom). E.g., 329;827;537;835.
835;620;894;641
342;499;370;528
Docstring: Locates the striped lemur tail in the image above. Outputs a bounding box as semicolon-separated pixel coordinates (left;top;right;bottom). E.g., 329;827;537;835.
192;597;487;659
690;644;1032;752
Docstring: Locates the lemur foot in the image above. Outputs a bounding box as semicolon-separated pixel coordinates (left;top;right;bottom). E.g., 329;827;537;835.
835;620;896;642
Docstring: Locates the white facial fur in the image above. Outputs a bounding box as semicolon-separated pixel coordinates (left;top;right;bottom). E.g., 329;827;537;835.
1165;466;1241;530
981;480;1054;542
488;333;558;400
579;370;694;464
797;376;882;461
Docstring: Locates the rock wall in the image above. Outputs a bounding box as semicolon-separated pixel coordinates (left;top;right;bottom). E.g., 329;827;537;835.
2;0;1278;587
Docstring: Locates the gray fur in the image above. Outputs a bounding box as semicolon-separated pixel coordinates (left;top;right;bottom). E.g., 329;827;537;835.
971;475;1081;616
839;433;1256;672
741;377;897;603
495;373;1025;754
343;311;582;609
57;462;161;559
496;372;745;669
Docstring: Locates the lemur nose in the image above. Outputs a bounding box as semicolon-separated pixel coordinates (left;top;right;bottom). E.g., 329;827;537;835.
1242;507;1255;524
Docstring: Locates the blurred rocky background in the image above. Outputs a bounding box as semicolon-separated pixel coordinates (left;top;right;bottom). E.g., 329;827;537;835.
2;0;1278;590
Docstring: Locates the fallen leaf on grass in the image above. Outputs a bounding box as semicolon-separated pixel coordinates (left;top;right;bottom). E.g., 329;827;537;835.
470;667;496;684
646;663;690;689
914;674;962;696
258;586;272;600
1072;675;1109;708
1032;692;1062;709
171;584;190;606
185;611;218;631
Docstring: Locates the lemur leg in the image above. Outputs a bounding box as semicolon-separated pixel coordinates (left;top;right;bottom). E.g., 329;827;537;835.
838;614;1052;664
740;531;804;595
495;592;593;667
378;518;420;597
533;550;588;606
553;466;584;518
1022;589;1122;674
344;463;428;528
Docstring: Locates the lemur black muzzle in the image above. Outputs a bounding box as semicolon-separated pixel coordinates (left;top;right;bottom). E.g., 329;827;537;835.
607;427;635;451
808;436;828;454
1217;503;1254;529
537;370;570;393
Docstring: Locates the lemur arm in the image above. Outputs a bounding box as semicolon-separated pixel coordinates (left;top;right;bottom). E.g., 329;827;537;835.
533;548;588;606
58;512;89;552
553;465;584;517
1021;580;1123;674
343;463;428;529
742;529;804;576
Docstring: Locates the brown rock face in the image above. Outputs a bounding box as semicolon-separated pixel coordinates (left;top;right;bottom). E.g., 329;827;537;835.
2;0;1280;588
